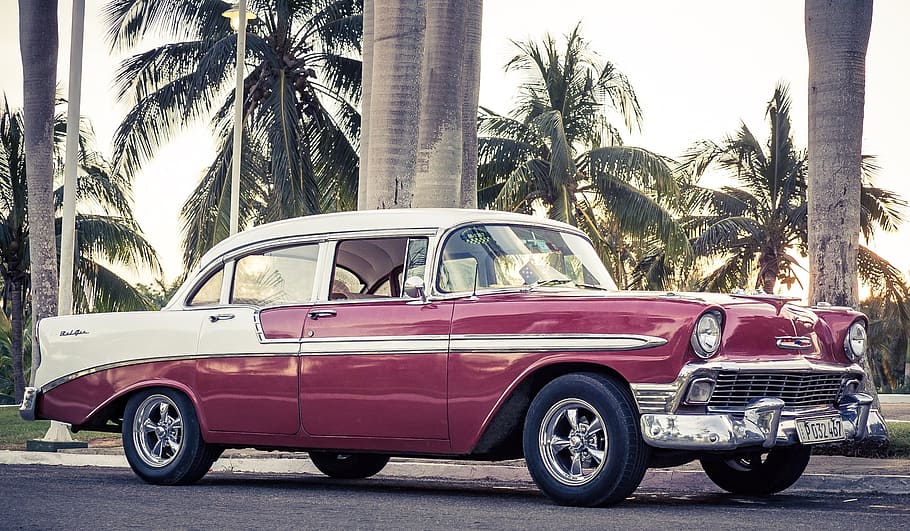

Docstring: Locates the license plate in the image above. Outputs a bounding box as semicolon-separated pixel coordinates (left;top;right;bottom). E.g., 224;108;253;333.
795;415;845;444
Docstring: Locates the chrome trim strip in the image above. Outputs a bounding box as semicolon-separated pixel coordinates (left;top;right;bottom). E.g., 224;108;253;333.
449;333;667;353
686;359;864;373
300;335;450;355
39;352;300;394
41;333;668;392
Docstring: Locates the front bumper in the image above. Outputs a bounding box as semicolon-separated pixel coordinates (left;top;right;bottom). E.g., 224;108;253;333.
640;393;888;451
19;386;38;421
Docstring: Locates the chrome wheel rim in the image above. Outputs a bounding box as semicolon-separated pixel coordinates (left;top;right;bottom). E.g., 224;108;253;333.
538;398;607;486
132;394;184;468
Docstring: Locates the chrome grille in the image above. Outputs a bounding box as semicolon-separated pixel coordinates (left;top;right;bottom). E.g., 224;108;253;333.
709;371;845;408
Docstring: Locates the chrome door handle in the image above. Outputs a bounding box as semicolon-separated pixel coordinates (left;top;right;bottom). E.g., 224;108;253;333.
209;313;235;322
308;309;337;320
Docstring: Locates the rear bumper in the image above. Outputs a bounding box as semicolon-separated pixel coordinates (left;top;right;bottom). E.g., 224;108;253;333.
19;386;38;421
640;393;888;451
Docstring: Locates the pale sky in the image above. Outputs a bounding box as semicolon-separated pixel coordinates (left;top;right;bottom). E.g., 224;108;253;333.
1;1;908;289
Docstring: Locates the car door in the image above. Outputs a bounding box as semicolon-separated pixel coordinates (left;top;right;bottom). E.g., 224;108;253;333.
298;236;453;440
194;243;321;435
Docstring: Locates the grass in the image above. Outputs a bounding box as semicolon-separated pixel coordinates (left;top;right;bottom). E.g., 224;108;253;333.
884;421;910;458
1;405;909;458
0;406;120;450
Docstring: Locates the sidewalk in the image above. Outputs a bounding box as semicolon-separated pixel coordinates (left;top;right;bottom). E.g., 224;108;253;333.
879;395;910;422
1;447;908;495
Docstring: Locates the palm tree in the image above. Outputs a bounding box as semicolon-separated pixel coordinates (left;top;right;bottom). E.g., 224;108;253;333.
680;83;908;303
0;97;161;402
18;0;61;389
860;294;910;392
805;0;874;307
102;0;363;267
476;24;688;288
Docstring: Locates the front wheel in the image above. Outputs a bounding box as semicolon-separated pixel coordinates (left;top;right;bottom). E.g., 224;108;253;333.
123;388;219;485
308;452;390;479
523;373;649;507
700;446;811;495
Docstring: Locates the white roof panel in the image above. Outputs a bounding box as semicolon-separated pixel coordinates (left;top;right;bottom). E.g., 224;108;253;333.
197;208;578;267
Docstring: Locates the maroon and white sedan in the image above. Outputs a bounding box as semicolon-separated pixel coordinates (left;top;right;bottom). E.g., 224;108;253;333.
21;209;887;506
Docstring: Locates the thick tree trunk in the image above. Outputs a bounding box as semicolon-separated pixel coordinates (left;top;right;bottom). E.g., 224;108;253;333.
805;0;872;308
361;0;425;209
359;1;483;210
459;0;482;209
413;0;466;207
18;0;60;388
357;0;374;210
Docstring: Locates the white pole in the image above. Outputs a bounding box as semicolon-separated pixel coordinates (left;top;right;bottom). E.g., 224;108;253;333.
45;0;86;444
229;0;248;235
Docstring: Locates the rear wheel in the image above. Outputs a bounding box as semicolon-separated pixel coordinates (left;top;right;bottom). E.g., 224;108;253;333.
308;452;390;479
700;446;811;495
123;388;218;485
523;373;649;507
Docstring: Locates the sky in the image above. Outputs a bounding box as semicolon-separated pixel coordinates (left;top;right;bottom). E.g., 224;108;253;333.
0;0;908;289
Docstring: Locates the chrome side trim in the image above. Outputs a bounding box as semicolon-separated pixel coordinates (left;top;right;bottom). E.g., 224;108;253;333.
300;335;450;355
449;334;667;353
38;352;299;394
39;333;669;394
253;326;669;352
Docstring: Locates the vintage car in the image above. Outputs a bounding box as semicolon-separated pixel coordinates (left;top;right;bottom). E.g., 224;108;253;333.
21;208;887;506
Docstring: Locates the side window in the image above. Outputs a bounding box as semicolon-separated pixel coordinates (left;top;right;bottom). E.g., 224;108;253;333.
231;244;319;305
331;237;425;300
404;238;428;283
187;268;224;306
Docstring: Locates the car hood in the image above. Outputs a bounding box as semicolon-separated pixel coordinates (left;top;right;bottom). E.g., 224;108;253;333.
487;288;858;365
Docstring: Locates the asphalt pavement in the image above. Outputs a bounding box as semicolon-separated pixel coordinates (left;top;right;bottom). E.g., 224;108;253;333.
2;395;908;496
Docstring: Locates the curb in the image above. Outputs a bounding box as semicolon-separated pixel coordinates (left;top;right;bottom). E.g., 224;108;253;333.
3;450;909;495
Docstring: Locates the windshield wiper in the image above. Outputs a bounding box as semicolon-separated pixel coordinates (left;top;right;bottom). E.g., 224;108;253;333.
527;278;574;290
574;283;611;291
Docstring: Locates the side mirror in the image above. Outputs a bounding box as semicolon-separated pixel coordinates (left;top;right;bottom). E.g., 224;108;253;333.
403;276;427;302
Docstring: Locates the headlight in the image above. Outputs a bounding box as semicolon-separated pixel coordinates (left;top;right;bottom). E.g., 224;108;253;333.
844;321;867;362
691;311;723;359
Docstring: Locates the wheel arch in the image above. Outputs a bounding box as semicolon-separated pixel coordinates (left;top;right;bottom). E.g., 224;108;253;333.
468;362;633;459
74;380;206;435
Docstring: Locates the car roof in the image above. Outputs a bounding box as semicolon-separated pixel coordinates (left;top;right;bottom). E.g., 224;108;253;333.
197;208;580;267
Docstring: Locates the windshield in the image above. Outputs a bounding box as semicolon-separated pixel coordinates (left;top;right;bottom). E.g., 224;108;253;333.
437;224;618;293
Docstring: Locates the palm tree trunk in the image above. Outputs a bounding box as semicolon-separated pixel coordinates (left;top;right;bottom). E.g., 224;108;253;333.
357;0;374;210
459;0;482;209
18;0;60;387
10;279;25;402
413;0;466;207
361;0;424;209
805;0;872;308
